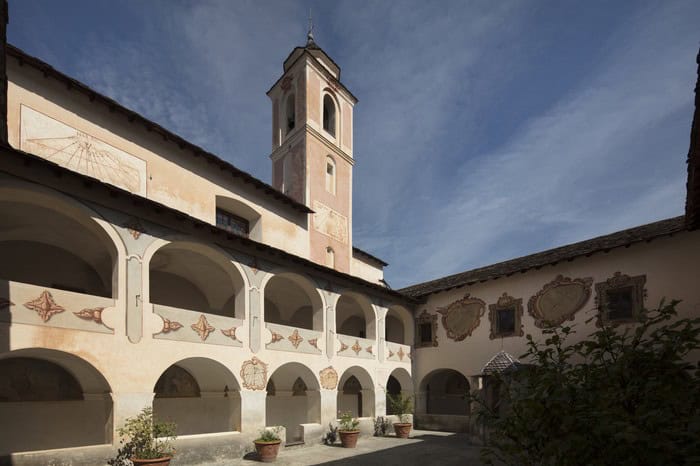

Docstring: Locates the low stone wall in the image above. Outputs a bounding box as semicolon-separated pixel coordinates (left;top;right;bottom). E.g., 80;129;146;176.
414;413;471;433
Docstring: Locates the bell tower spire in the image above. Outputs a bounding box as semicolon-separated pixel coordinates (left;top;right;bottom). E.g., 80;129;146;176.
266;33;358;273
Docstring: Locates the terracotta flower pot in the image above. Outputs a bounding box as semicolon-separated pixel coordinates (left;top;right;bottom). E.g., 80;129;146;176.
339;430;360;448
393;422;412;438
254;439;281;462
131;457;172;466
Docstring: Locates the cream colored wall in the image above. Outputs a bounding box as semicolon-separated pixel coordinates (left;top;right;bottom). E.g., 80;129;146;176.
351;256;384;285
6;61;310;260
413;230;700;389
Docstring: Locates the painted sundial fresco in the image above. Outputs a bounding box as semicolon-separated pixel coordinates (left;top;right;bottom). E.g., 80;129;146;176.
20;105;147;195
528;275;593;328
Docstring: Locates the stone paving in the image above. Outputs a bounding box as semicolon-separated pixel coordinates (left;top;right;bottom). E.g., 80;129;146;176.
198;430;484;466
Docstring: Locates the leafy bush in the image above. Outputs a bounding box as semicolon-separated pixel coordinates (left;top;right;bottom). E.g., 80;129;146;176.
373;416;390;436
256;426;282;442
387;392;414;424
108;406;176;465
475;300;700;466
338;411;359;431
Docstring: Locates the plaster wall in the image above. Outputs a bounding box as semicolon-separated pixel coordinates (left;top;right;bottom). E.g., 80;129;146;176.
6;62;310;260
413;230;700;390
351;255;384;285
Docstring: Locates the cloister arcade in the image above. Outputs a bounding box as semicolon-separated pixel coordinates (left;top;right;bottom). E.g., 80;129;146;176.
419;369;471;416
0;181;416;460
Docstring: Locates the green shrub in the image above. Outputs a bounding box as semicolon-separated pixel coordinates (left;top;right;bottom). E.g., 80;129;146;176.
474;300;700;466
387;392;414;424
256;426;282;442
338;410;360;431
108;406;176;465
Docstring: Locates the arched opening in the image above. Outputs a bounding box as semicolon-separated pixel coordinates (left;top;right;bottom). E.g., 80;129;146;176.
286;93;296;135
266;362;321;442
0;349;112;454
337;366;375;418
149;242;244;319
420;369;470;415
264;273;323;331
336;293;376;339
0;195;117;298
385;305;413;345
386;368;413;415
215;196;262;241
153;357;241;435
326;247;335;269
323;94;336;136
325;156;336;195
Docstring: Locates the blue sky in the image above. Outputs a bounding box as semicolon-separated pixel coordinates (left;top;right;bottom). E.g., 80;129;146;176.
9;1;699;288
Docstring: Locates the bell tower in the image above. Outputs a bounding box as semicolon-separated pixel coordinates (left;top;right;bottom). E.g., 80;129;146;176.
268;28;357;273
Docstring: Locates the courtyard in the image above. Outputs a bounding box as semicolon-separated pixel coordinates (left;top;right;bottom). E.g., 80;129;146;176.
199;431;482;466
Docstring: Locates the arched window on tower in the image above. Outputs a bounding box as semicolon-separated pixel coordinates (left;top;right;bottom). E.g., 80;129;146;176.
326;246;335;269
323;94;336;136
325;156;336;194
286;94;296;135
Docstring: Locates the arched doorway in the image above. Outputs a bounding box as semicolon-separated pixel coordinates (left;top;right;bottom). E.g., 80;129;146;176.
336;293;375;339
0;349;112;454
153;357;241;435
386;368;413;415
150;242;244;318
337;366;375;418
264;273;323;331
266;363;321;442
420;369;470;415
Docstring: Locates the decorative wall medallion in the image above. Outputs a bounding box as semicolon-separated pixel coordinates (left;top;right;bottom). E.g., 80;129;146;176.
288;329;304;348
488;293;524;339
528;275;593;328
351;340;362;354
160;318;183;334
339;342;349;353
73;307;105;325
437;294;486;341
365;346;373;354
281;76;293;91
0;298;14;311
308;338;319;349
415;309;439;348
123;217;146;239
319;366;339;390
312;201;349;244
24;290;65;322
221;327;239;341
397;347;405;361
191;314;215;341
240;357;268;390
270;331;284;344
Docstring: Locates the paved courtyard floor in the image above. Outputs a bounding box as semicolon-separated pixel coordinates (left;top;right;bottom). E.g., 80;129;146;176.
199;430;484;466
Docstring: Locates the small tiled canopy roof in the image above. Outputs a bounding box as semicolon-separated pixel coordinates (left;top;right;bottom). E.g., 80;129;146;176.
482;351;519;375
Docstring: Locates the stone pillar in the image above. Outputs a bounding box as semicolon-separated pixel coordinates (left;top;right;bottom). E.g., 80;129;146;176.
375;306;387;363
320;389;337;426
126;255;143;343
248;286;262;353
373;386;386;418
111;392;154;443
240;390;267;433
360;388;377;418
324;292;338;360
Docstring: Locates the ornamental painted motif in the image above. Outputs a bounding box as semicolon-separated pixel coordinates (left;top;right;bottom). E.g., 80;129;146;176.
319;366;339;390
436;294;486;341
528;275;593;328
240;357;268;390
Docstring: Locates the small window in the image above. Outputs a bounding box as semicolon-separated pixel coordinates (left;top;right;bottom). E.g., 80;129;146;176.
496;308;516;334
416;310;438;348
326;246;335;268
595;273;646;325
286;94;295;135
488;293;524;339
216;208;249;237
325;157;336;194
322;94;336;136
420;323;432;344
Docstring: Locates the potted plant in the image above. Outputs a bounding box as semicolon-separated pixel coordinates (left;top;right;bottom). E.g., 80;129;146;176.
337;411;360;448
388;392;414;438
108;406;176;466
254;426;282;463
